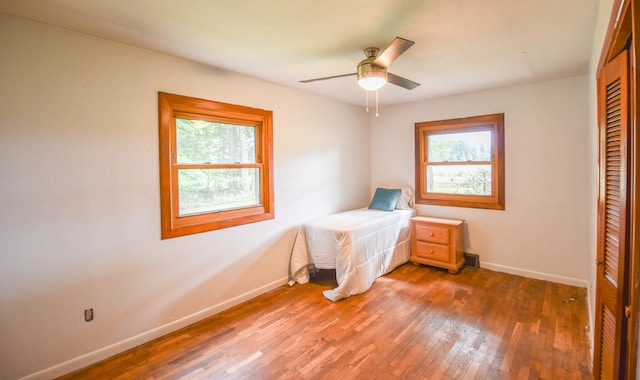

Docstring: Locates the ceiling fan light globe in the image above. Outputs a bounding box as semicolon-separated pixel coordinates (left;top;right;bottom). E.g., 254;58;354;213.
357;60;387;91
358;76;386;91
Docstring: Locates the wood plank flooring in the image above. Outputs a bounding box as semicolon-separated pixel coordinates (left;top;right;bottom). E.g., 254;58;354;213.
58;264;593;379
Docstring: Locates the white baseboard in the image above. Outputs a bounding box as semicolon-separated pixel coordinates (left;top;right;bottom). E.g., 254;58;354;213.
480;261;589;288
586;283;595;358
20;277;289;380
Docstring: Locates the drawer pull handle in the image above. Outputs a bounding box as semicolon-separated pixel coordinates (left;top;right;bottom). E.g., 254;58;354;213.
429;232;435;237
429;249;434;254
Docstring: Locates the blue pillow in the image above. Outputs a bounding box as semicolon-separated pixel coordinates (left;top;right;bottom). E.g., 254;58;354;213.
368;188;401;211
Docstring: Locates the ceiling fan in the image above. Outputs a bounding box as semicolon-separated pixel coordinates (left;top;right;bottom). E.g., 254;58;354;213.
300;37;421;91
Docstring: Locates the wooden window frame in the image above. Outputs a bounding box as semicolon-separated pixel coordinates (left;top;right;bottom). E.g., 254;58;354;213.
414;113;505;210
158;92;274;239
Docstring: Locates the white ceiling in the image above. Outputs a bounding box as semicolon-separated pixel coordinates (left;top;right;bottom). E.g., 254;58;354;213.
0;0;600;106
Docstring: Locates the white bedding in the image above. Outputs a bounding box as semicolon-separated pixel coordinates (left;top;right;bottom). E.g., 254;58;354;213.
289;208;415;301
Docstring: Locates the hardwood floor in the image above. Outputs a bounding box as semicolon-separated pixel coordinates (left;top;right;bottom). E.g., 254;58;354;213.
58;264;593;379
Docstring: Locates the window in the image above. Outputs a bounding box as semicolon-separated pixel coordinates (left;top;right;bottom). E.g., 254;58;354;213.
415;113;505;210
159;92;274;239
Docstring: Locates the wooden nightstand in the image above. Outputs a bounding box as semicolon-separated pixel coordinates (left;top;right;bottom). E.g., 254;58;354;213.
410;216;465;273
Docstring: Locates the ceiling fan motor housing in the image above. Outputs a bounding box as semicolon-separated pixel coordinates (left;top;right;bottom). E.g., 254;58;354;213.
357;57;387;81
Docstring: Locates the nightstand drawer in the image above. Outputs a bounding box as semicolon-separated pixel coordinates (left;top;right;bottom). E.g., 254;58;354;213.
415;241;449;262
415;224;449;244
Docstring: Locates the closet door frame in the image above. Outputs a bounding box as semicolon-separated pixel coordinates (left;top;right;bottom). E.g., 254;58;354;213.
596;0;639;377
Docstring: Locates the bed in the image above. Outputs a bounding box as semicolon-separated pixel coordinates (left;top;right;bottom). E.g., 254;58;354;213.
288;187;415;301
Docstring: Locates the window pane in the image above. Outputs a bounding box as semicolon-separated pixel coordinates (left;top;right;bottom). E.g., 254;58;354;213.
428;130;491;162
176;118;256;164
427;165;492;195
178;168;260;216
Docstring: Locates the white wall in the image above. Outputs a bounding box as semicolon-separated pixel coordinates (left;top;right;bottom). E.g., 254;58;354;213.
0;15;370;379
370;75;592;286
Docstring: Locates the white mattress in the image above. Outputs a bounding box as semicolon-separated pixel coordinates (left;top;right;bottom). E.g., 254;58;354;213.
289;208;415;301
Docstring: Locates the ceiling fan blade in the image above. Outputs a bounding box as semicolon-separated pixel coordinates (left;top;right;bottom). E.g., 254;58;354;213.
387;72;420;90
300;73;356;83
373;37;415;68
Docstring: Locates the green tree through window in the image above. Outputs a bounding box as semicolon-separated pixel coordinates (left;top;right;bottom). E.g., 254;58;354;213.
175;118;258;215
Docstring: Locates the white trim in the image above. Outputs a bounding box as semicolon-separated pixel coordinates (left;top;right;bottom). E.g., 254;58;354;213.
587;283;594;358
480;261;589;288
19;277;288;380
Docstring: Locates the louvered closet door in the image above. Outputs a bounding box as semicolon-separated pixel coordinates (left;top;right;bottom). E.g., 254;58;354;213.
594;49;630;380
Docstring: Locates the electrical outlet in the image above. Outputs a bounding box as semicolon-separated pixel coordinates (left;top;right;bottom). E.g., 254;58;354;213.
84;308;94;322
